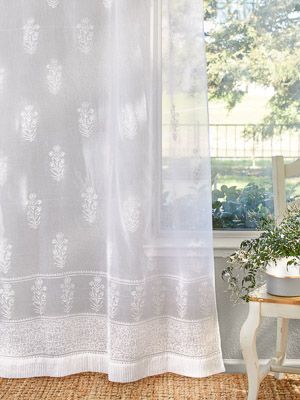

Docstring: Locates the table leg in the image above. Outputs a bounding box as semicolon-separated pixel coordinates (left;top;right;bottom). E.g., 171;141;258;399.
240;302;261;400
273;317;288;380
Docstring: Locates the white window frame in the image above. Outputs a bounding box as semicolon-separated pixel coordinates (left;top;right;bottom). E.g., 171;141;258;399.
213;230;261;257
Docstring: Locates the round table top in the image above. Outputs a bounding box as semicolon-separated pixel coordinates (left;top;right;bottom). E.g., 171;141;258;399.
249;284;300;305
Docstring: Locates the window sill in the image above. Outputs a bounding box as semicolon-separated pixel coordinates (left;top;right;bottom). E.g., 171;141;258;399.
143;230;260;258
213;230;260;257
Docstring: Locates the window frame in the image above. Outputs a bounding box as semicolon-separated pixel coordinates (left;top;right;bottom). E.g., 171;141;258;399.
213;229;261;257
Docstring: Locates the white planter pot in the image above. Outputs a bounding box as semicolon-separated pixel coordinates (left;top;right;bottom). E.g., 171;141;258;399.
266;258;300;297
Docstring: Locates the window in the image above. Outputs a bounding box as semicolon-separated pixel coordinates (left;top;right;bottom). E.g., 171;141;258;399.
205;0;300;230
160;0;212;234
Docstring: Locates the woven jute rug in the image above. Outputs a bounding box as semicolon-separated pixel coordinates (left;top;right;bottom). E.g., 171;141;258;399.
0;373;299;400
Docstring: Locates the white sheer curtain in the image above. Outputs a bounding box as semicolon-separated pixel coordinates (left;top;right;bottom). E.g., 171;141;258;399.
0;0;224;382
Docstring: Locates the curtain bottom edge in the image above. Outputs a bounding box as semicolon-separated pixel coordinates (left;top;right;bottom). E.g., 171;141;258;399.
0;353;225;382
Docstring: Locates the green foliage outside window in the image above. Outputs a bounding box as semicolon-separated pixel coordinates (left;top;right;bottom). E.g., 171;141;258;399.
204;0;300;138
212;183;273;229
204;1;300;229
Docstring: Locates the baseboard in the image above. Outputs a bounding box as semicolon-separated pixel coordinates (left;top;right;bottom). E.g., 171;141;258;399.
224;359;300;374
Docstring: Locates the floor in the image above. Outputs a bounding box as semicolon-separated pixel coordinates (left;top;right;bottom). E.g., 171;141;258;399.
0;373;299;399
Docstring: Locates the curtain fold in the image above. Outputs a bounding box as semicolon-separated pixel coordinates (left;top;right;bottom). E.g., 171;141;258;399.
0;0;224;382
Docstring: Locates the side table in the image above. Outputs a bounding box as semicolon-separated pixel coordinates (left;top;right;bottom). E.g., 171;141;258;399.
240;284;300;400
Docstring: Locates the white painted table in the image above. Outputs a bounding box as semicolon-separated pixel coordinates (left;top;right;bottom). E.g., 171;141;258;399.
240;285;300;400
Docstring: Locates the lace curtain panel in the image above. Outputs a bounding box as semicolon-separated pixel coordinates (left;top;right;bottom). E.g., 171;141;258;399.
0;0;224;382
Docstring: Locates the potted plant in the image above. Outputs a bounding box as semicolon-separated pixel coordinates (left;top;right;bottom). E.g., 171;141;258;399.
222;206;300;302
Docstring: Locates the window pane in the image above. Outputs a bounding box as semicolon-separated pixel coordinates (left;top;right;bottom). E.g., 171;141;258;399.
205;0;300;230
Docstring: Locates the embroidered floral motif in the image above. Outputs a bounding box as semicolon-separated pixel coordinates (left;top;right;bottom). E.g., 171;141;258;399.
193;163;203;184
49;145;65;182
0;68;5;93
0;155;8;187
0;283;14;319
61;276;75;314
152;282;166;316
131;284;145;322
23;18;40;55
77;18;94;54
103;0;113;9
47;0;60;7
21;105;39;142
31;278;47;315
122;195;141;233
0;239;12;274
0;316;219;360
121;104;138;140
26;193;42;229
81;187;98;224
89;277;105;313
46;59;62;95
176;284;188;319
109;282;119;319
52;233;68;269
0;316;108;357
78;102;96;138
